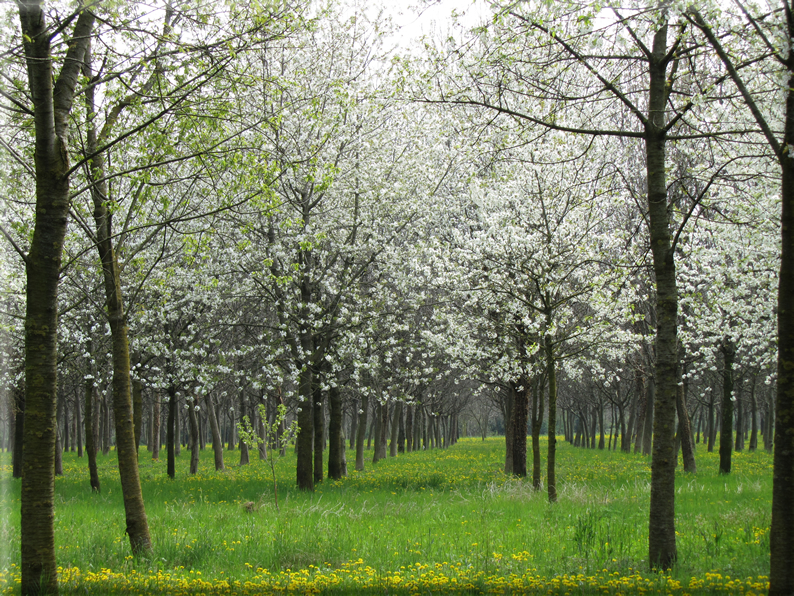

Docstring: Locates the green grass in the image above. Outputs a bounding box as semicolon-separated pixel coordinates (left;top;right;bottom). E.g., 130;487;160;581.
0;438;772;594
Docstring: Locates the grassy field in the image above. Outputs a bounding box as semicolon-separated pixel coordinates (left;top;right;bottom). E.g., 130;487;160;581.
0;437;771;594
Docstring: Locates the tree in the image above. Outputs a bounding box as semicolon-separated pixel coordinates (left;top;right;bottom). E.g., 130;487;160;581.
425;2;744;568
685;6;793;591
15;3;94;593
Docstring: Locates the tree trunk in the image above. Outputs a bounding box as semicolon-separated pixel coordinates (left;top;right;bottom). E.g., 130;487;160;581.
765;392;774;452
634;374;647;454
84;379;100;493
349;401;358;450
328;385;344;479
530;376;544;490
355;394;368;472
188;399;200;475
167;387;177;478
598;403;605;450
54;392;63;476
545;328;558;503
82;42;151;554
405;404;413;452
238;393;249;466
511;381;529;478
101;394;110;456
174;402;181;457
503;388;514;473
719;341;735;475
390;401;402;457
296;363;314;490
151;396;161;460
13;385;24;478
642;376;654;456
398;404;406;452
770;52;794;595
18;5;94;592
624;384;637;453
132;380;143;453
75;390;83;458
707;396;716;452
734;391;744;452
313;386;324;483
675;366;696;473
749;375;758;452
206;394;224;470
374;401;388;462
645;23;679;571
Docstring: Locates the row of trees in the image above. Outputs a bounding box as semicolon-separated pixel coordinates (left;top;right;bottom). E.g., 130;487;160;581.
0;0;791;594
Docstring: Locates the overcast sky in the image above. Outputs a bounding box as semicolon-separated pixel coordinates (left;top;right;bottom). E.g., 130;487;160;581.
379;0;489;54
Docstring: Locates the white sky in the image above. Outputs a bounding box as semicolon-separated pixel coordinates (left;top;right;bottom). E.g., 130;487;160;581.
378;0;490;54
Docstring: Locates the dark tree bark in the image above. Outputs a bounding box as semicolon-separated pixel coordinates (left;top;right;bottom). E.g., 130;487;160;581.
354;394;368;471
510;381;529;478
167;386;177;478
296;363;314;490
645;25;680;569
503;387;514;473
675;367;696;473
719;341;735;475
238;393;249;466
12;385;24;479
634;374;647;455
17;4;94;593
133;380;143;453
530;376;545;490
188;400;199;475
749;374;758;452
398;403;406;453
389;400;402;457
371;402;382;463
349;400;358;450
54;393;63;476
205;394;224;470
642;376;654;457
151;396;161;460
75;390;83;458
313;385;324;483
328;385;344;479
545;328;558;503
84;380;101;493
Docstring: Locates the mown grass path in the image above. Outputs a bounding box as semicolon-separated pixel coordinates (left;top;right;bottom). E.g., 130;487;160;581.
0;437;771;594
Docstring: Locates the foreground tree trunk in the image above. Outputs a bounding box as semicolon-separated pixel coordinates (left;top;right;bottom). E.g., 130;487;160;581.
313;385;324;483
188;401;199;475
82;42;151;553
18;5;94;593
545;329;558;503
531;376;545;490
389;401;403;457
645;23;680;571
133;380;143;453
167;386;177;478
328;386;344;479
354;395;368;471
510;381;529;478
84;379;101;493
296;363;314;490
206;394;224;471
675;368;696;473
12;385;24;479
719;341;735;475
151;397;161;460
771;128;794;595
